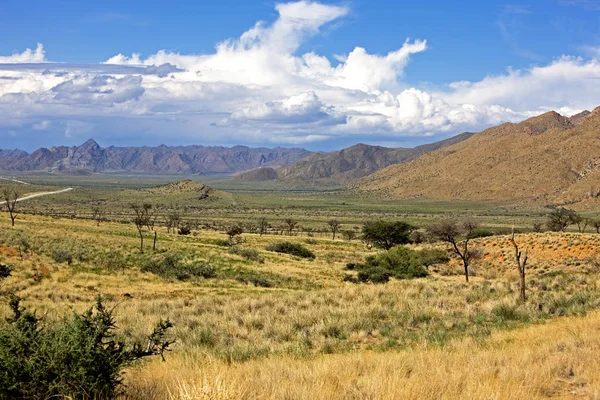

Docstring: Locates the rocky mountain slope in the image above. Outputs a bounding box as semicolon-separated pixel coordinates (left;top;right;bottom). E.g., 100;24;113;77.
273;132;474;185
0;140;312;174
353;107;600;206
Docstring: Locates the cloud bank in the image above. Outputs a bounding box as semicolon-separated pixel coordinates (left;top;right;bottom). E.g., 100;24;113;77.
2;1;600;149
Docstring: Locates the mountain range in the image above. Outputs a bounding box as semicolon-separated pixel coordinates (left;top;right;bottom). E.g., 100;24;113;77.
0;140;312;174
272;132;474;185
353;107;600;207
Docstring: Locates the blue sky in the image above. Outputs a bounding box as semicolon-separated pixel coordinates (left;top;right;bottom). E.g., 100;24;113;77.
1;0;600;151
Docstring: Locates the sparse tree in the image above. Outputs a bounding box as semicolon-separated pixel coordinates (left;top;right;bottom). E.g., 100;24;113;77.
131;203;153;253
593;219;600;234
362;220;414;250
532;222;543;233
509;230;528;303
284;218;298;236
427;219;479;283
327;219;341;240
546;207;578;232
573;215;589;233
342;230;356;241
2;188;19;227
165;210;181;234
226;225;244;245
91;206;106;226
257;217;270;236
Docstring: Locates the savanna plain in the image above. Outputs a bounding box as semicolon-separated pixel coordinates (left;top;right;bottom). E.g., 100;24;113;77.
2;174;600;399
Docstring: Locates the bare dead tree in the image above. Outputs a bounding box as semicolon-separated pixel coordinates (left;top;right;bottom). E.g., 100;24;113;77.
2;188;19;227
427;219;479;283
509;230;528;303
91;206;106;226
327;219;341;240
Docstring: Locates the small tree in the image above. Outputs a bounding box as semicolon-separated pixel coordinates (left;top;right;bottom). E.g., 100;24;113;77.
91;206;106;226
2;188;19;227
284;218;298;236
573;215;589;233
131;203;153;253
226;225;244;245
257;217;270;236
165;211;181;234
509;230;528;303
546;208;578;232
427;219;478;283
361;220;414;250
342;230;356;241
327;220;341;240
593;219;600;234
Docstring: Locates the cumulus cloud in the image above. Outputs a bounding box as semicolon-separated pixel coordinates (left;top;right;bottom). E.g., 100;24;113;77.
2;1;600;149
0;43;46;63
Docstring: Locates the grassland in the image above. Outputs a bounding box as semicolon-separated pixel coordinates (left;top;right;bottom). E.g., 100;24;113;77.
1;174;600;399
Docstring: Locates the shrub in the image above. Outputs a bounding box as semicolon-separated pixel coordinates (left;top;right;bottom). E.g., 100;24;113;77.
52;248;73;265
0;263;11;280
0;296;172;399
141;253;216;280
228;247;264;263
178;225;191;235
266;241;315;259
362;220;415;250
418;249;450;270
347;246;428;284
467;228;495;239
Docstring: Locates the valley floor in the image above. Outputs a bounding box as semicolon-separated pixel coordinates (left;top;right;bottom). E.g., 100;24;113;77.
1;187;600;399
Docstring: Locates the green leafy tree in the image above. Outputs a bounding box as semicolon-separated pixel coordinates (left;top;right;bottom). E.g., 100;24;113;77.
361;220;414;250
546;208;578;232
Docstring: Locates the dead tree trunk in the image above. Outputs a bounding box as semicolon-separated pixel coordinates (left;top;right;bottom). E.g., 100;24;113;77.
509;231;528;303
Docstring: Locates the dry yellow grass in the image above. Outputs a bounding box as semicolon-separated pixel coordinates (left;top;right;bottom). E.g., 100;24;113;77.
3;213;600;399
126;311;600;399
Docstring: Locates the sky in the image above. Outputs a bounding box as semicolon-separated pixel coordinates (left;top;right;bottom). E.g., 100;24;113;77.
1;0;600;152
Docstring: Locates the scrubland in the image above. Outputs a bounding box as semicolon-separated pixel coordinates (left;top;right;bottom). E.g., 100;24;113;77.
2;187;600;399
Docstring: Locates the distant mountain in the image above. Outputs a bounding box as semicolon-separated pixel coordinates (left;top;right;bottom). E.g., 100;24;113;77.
353;107;600;207
0;140;312;174
273;132;474;185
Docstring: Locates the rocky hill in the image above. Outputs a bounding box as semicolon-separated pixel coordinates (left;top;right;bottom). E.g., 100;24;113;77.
353;107;600;207
275;132;473;185
233;167;279;181
0;140;312;174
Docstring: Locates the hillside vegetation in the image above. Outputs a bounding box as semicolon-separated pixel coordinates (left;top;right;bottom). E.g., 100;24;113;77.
354;107;600;207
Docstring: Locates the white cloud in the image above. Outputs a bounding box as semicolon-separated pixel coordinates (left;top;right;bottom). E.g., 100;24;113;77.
0;43;46;63
2;2;600;149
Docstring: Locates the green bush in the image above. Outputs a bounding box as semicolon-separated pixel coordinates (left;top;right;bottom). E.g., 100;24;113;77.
346;246;428;284
52;248;73;265
0;263;11;280
467;228;495;239
266;241;315;259
417;249;450;270
0;296;172;399
141;253;216;280
228;247;264;263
